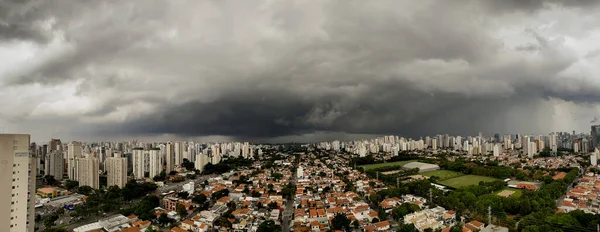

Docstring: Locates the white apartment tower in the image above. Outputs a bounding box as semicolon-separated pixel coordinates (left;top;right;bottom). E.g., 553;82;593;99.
67;142;83;180
195;153;209;172
148;149;162;178
106;153;127;188
44;151;64;180
174;141;184;166
166;142;175;173
76;154;99;189
0;134;36;232
132;148;145;179
504;134;512;150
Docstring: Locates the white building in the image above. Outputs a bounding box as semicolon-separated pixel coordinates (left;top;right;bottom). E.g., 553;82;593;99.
166;142;175;173
149;149;162;178
195;153;209;172
106;153;128;188
591;149;599;167
45;151;64;180
67;141;83;180
0;134;36;232
493;144;501;157
297;166;304;179
182;182;195;195
132;148;145;179
77;154;100;189
174;141;184;166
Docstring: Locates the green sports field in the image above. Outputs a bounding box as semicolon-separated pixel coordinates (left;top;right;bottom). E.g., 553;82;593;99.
421;170;463;180
438;175;500;188
359;160;417;171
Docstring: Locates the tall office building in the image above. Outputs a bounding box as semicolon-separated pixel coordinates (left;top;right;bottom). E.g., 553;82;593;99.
148;149;162;178
76;154;99;189
0;134;36;232
166;142;175;173
174;141;184;166
195;153;209;172
106;153;127;188
44;151;64;180
132;148;145;179
49;138;62;152
592;125;600;149
67;142;83;180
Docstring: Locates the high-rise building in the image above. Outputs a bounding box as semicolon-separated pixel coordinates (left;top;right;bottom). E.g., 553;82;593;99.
49;138;62;152
76;154;99;189
132;148;145;179
493;144;501;157
44;151;64;180
67;142;82;180
195;153;209;172
592;125;600;149
174;141;183;166
503;134;512;150
0;134;36;232
106;153;127;188
166;142;175;173
148;149;162;178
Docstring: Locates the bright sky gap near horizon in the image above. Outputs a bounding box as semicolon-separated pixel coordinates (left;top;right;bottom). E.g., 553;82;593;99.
3;0;600;143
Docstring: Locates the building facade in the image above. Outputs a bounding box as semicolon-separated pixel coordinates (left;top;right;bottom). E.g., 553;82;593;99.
0;134;36;232
76;154;99;189
106;153;128;188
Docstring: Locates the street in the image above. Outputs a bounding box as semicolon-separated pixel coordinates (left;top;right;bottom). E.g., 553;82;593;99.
281;164;297;232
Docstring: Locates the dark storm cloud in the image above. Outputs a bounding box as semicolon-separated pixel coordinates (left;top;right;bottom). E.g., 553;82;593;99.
481;0;600;14
3;0;600;141
0;0;50;42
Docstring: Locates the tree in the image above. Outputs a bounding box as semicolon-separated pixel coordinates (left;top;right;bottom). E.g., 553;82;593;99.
43;175;59;186
266;201;278;210
158;213;173;227
192;194;207;204
352;220;360;228
372;217;380;223
331;213;351;231
177;204;188;218
77;185;93;195
178;191;189;199
43;214;59;228
65;180;79;190
182;159;195;171
271;173;283;180
43;228;68;232
257;220;281;232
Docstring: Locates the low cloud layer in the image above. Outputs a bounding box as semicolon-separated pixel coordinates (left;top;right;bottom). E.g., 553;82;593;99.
2;0;600;142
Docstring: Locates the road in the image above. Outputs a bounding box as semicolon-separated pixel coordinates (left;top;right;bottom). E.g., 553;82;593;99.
282;161;298;232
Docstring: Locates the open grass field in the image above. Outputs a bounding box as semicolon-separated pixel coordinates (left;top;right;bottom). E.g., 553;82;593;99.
359;160;417;171
421;170;463;180
494;188;523;198
439;175;500;189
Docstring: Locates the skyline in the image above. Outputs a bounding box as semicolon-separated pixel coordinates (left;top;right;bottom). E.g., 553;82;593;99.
3;1;600;142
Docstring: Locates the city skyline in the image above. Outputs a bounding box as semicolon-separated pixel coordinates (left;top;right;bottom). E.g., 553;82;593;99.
2;1;600;142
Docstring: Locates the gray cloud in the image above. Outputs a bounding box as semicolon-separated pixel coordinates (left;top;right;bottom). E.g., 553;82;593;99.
2;0;600;142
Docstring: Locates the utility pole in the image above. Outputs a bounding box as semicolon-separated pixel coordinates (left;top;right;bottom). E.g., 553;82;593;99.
397;178;400;188
376;172;379;180
596;224;598;232
488;206;492;226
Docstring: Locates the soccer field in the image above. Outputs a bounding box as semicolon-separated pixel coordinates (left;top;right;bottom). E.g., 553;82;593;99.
439;175;500;188
359;160;417;171
421;170;463;180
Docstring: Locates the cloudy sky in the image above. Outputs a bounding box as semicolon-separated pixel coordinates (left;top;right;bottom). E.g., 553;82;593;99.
2;0;600;143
